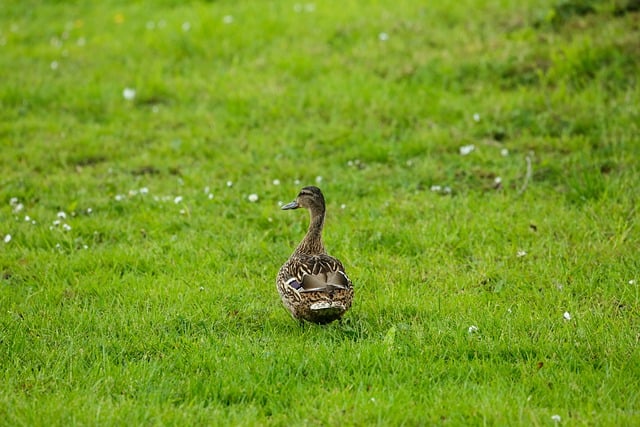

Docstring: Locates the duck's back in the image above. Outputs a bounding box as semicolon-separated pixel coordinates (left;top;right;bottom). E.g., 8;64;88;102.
277;254;354;324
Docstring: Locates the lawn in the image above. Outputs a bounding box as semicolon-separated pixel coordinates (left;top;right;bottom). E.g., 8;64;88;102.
1;0;639;425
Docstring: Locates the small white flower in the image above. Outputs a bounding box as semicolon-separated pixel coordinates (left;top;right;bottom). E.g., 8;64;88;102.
179;209;186;215
13;203;24;213
442;186;452;194
223;15;233;24
173;196;183;204
430;185;442;192
57;211;67;219
378;32;389;41
315;176;323;183
551;414;561;422
83;244;89;249
629;279;636;285
248;194;259;203
4;234;11;243
139;187;149;194
500;148;509;157
181;22;191;32
208;193;214;199
473;113;480;122
123;88;136;100
52;220;61;226
563;312;571;321
277;201;284;207
468;325;479;334
340;204;346;209
86;208;92;214
9;197;19;206
294;179;301;185
24;215;31;222
204;186;210;194
50;61;59;70
115;194;125;201
347;160;354;167
459;144;475;156
517;250;527;257
32;220;36;225
494;176;502;185
272;179;281;186
199;286;205;292
226;180;233;187
62;223;72;231
128;189;138;196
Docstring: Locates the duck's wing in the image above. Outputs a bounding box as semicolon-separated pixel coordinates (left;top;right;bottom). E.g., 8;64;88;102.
281;254;351;292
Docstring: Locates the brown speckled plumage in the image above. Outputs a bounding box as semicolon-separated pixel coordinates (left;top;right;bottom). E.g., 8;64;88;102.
276;186;353;324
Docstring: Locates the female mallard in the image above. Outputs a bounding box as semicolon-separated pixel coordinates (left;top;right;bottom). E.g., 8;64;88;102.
276;186;353;324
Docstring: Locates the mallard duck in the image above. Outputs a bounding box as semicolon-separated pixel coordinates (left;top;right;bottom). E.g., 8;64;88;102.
276;186;354;324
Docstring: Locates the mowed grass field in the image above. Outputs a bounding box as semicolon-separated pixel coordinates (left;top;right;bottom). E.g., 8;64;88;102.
1;0;639;425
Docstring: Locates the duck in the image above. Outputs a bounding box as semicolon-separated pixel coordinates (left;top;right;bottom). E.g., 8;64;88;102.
276;186;354;324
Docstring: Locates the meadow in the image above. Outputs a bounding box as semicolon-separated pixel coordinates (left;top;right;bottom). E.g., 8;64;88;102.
1;0;639;425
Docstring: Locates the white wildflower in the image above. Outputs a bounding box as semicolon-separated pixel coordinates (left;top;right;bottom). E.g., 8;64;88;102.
473;113;480;122
86;208;93;214
57;211;67;219
173;196;183;204
62;223;72;231
24;215;31;222
4;234;11;244
226;180;233;187
378;32;389;41
248;194;259;203
223;15;233;24
563;312;571;321
340;204;346;209
517;250;527;257
500;148;509;157
629;279;636;285
9;197;19;206
468;325;479;334
204;186;210;194
181;22;191;32
315;176;323;183
139;187;149;194
51;61;59;70
430;185;442;192
123;88;136;101
494;176;502;185
551;414;561;422
114;194;125;201
13;203;24;213
208;193;214;199
272;179;280;186
459;144;475;156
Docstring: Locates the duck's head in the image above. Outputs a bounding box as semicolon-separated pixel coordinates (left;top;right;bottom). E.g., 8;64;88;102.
281;186;325;212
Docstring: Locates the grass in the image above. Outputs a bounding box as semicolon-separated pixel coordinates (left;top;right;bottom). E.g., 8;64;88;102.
1;0;639;425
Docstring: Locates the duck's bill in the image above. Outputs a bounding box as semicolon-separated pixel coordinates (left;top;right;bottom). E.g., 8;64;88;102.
281;201;299;210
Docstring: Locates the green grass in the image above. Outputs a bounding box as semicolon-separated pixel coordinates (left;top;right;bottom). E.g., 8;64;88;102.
1;0;639;425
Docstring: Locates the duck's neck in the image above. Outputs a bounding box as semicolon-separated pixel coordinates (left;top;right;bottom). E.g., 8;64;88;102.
295;207;326;255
